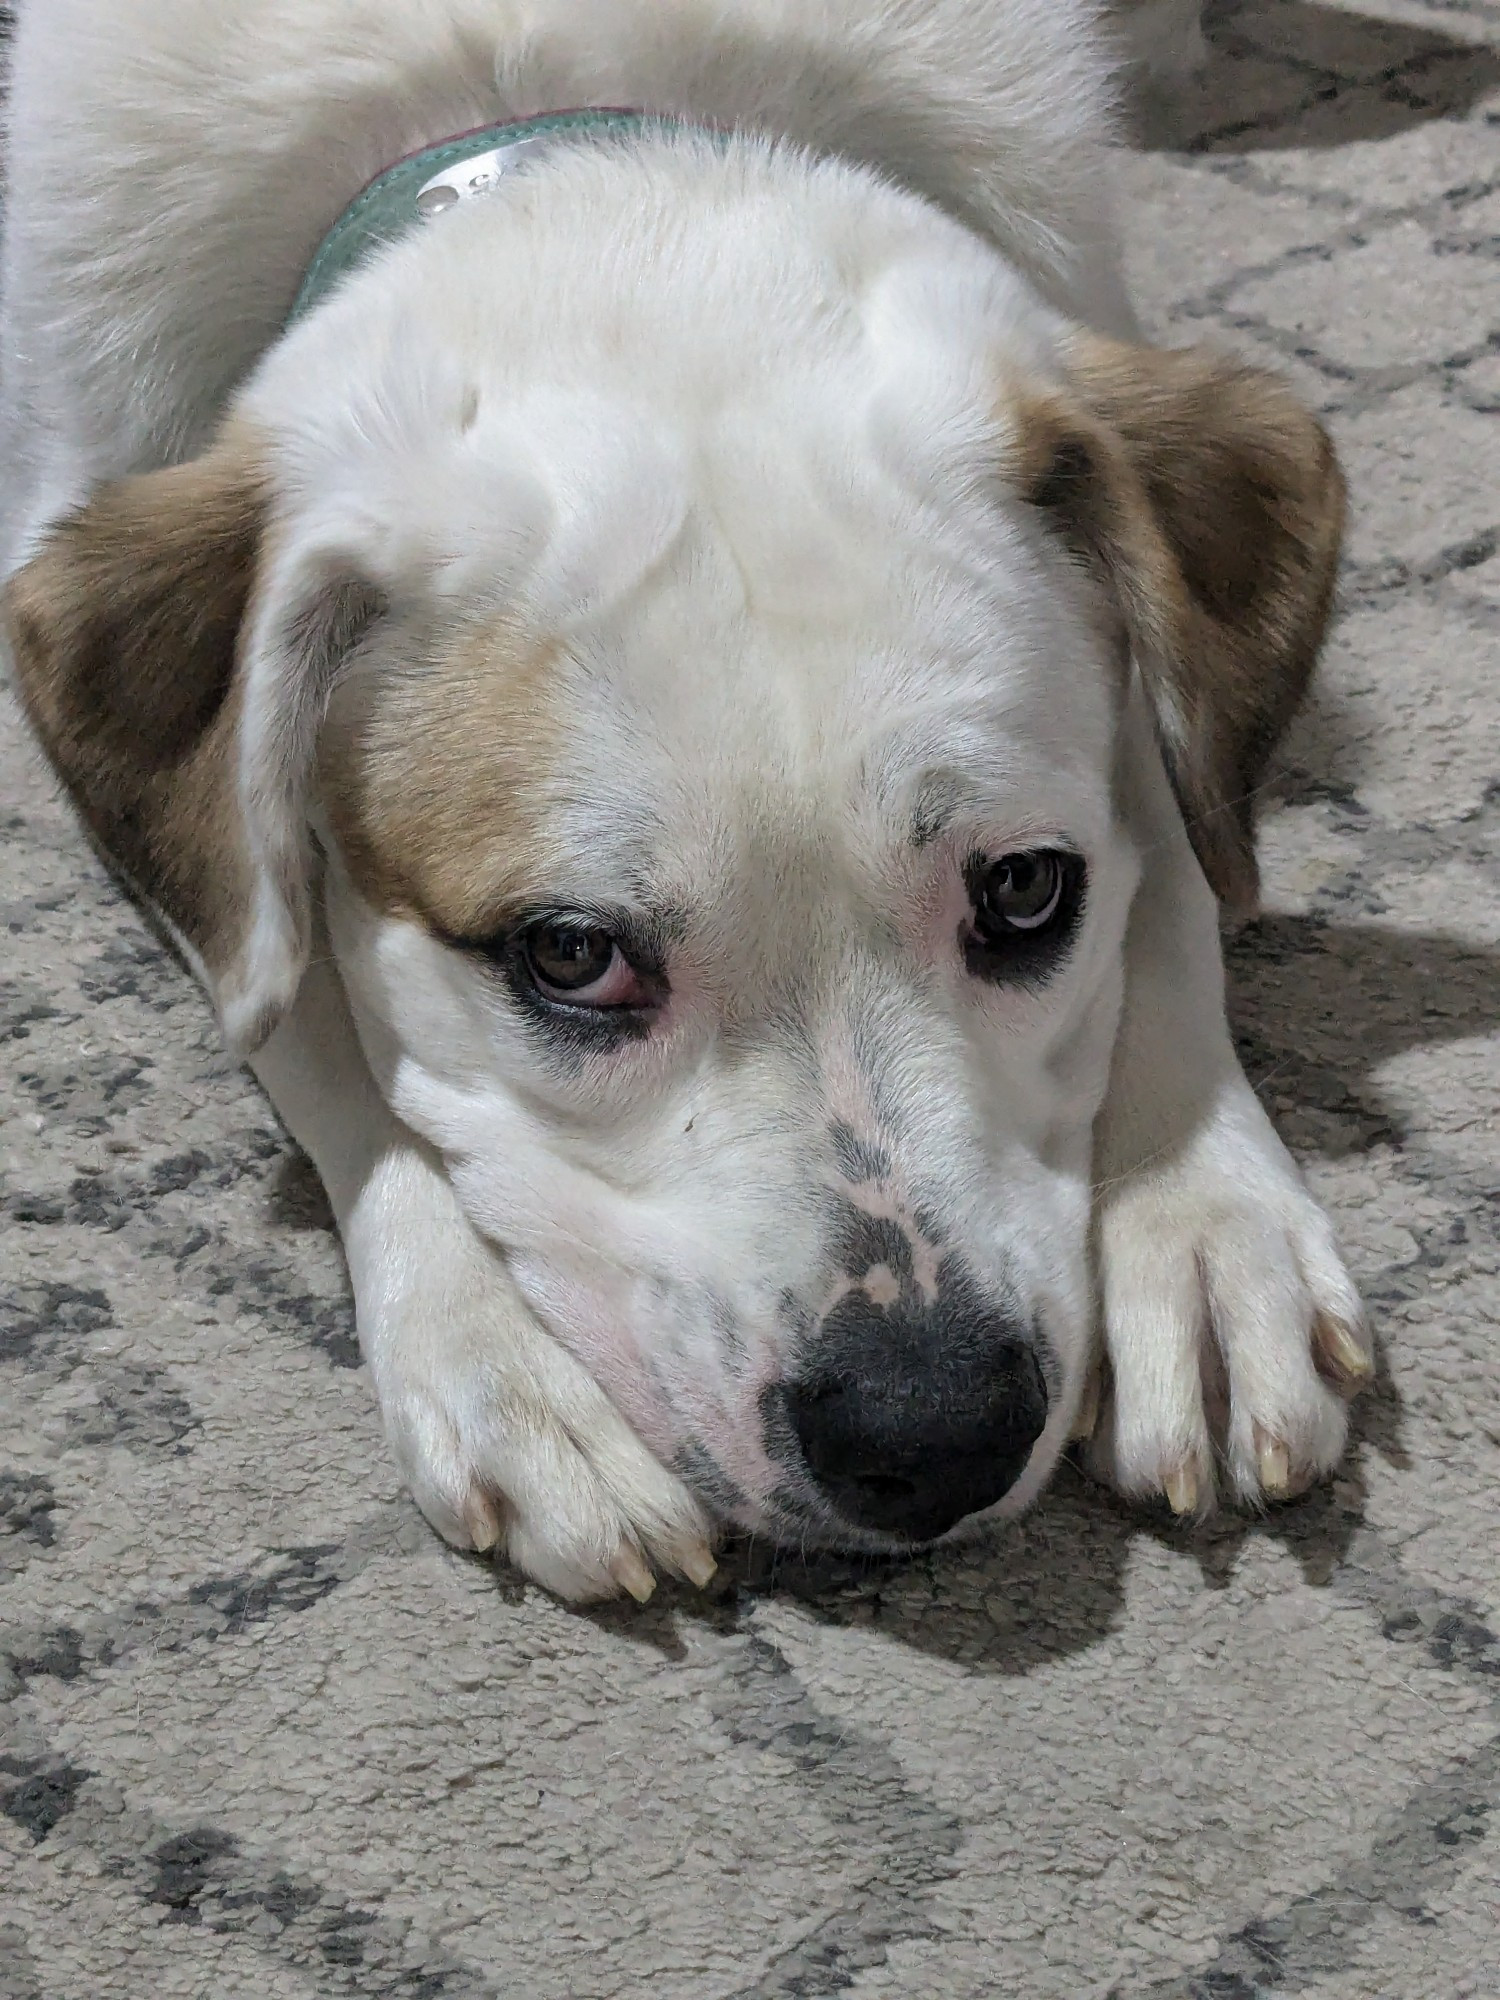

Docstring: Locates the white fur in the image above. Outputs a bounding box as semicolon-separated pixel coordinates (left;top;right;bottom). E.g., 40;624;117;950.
1090;686;1362;1506
2;0;1369;1599
252;932;713;1599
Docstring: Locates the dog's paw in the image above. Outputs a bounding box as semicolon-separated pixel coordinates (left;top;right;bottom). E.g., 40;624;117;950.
368;1248;715;1603
1083;1082;1372;1514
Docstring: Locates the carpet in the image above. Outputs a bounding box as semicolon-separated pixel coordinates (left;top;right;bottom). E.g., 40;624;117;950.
3;3;1499;1994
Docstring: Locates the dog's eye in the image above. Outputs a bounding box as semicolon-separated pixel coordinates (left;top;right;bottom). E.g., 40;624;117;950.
963;849;1085;983
520;919;650;1009
978;852;1066;933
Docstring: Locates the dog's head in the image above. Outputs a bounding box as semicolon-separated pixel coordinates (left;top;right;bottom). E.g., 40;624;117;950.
5;144;1343;1547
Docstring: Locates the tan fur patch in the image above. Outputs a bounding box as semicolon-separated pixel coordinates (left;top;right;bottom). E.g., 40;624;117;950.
319;617;572;941
1007;337;1346;909
4;428;269;970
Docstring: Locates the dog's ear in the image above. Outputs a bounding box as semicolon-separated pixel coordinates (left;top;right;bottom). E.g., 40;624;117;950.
1013;338;1345;912
4;430;380;1053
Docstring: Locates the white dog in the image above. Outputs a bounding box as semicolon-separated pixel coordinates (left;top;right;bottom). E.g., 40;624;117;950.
1;0;1371;1602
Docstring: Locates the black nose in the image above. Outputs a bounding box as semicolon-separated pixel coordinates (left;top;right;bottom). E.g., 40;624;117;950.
780;1299;1049;1542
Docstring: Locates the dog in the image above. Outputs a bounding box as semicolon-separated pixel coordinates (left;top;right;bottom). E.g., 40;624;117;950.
1;0;1372;1603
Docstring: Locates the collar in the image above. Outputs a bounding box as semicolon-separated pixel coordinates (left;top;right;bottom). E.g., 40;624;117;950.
289;109;680;323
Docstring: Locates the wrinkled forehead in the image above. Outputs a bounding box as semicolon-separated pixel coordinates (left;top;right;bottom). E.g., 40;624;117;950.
323;633;1112;963
562;535;1116;850
320;460;1120;940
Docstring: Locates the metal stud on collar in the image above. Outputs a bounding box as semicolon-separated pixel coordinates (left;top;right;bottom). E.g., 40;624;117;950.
414;135;577;218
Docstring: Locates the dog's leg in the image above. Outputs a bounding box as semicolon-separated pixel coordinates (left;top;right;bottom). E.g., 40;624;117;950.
250;948;714;1601
1086;692;1372;1513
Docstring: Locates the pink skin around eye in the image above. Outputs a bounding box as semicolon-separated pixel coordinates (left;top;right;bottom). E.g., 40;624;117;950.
536;945;652;1010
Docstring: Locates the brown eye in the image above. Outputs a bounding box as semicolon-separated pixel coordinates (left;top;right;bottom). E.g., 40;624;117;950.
977;852;1065;935
514;916;659;1014
524;921;619;994
963;849;1085;985
451;907;664;1030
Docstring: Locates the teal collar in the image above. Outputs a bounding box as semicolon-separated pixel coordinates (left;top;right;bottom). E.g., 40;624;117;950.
289;109;677;323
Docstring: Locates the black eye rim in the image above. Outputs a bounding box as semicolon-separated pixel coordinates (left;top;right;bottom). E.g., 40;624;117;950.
961;847;1087;984
446;906;669;1029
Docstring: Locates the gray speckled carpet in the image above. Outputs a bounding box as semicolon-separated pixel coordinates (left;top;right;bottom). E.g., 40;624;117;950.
3;4;1500;1996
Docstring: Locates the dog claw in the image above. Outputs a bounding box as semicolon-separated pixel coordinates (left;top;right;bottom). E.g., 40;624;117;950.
1254;1427;1292;1499
1163;1462;1199;1516
463;1491;502;1553
1313;1312;1374;1397
609;1545;656;1604
1070;1368;1101;1441
676;1541;718;1590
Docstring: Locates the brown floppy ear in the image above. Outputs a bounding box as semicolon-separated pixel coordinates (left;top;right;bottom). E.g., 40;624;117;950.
1015;338;1346;912
4;430;377;1053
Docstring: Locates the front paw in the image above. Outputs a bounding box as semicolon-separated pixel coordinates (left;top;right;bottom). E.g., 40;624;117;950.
368;1251;715;1603
1084;1084;1372;1514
